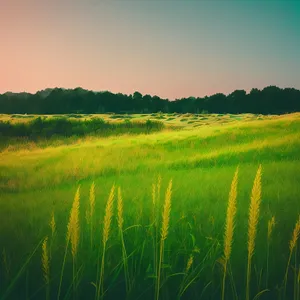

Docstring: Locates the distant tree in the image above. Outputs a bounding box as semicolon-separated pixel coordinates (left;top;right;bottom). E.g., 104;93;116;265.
0;86;299;115
227;90;247;113
205;93;227;113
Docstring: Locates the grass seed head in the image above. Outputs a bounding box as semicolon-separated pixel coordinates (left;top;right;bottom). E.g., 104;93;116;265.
117;186;124;231
248;165;262;259
224;166;239;261
161;180;172;241
103;184;115;245
67;186;80;259
267;216;276;241
289;215;300;252
50;211;56;238
42;237;50;285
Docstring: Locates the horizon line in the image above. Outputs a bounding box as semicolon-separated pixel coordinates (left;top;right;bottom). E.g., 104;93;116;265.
1;84;298;100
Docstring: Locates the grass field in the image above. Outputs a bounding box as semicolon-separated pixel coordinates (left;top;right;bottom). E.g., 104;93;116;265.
1;112;300;300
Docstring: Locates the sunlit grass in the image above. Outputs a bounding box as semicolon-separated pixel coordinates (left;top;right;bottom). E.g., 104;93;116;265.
0;113;300;299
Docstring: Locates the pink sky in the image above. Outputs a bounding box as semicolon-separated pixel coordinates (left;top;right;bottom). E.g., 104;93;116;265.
1;0;300;99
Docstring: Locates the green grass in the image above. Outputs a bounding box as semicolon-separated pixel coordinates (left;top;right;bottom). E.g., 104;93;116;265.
0;113;300;300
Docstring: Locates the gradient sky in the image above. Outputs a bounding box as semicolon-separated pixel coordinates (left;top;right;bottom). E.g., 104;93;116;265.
1;0;300;99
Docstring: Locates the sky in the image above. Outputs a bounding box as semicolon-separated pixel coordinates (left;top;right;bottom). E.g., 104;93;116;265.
1;0;300;99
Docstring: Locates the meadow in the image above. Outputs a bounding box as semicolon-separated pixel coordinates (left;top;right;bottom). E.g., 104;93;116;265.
1;112;300;300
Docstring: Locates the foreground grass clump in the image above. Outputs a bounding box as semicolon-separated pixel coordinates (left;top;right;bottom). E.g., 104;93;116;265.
0;113;300;299
1;166;300;300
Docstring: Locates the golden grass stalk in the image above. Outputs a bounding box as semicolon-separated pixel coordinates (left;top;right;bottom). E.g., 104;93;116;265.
57;186;80;300
246;165;262;300
161;180;172;241
96;184;115;300
222;167;239;300
117;187;124;232
67;186;80;259
50;211;56;240
89;181;96;248
49;211;56;261
283;215;300;297
42;237;50;300
155;179;172;300
178;252;201;299
185;254;194;274
157;175;161;204
178;253;194;297
152;175;161;280
68;186;80;298
117;187;130;294
266;216;275;288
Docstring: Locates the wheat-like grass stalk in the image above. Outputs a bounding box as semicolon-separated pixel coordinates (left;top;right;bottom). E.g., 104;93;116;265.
102;185;115;246
68;186;80;298
283;215;300;297
49;211;56;261
50;211;56;240
117;187;130;294
117;187;124;231
178;253;194;297
222;167;239;300
96;184;115;300
57;186;80;300
185;254;194;274
67;186;80;259
161;180;172;241
155;179;172;300
246;165;262;300
89;181;96;248
266;216;275;288
42;237;50;300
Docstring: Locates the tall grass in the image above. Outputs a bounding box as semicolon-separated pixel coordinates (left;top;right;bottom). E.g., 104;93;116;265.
57;186;80;300
117;186;130;294
155;179;172;300
96;185;115;300
222;167;239;300
50;211;56;240
283;215;300;298
41;237;50;300
266;216;275;288
246;165;262;300
2;113;300;300
49;211;56;260
67;186;80;298
1;165;300;300
0;117;164;139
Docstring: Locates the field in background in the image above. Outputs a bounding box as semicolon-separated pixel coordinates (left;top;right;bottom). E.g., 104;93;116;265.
0;112;290;128
1;112;300;300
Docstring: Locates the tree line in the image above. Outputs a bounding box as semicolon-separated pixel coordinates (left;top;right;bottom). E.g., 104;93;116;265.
0;85;299;115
